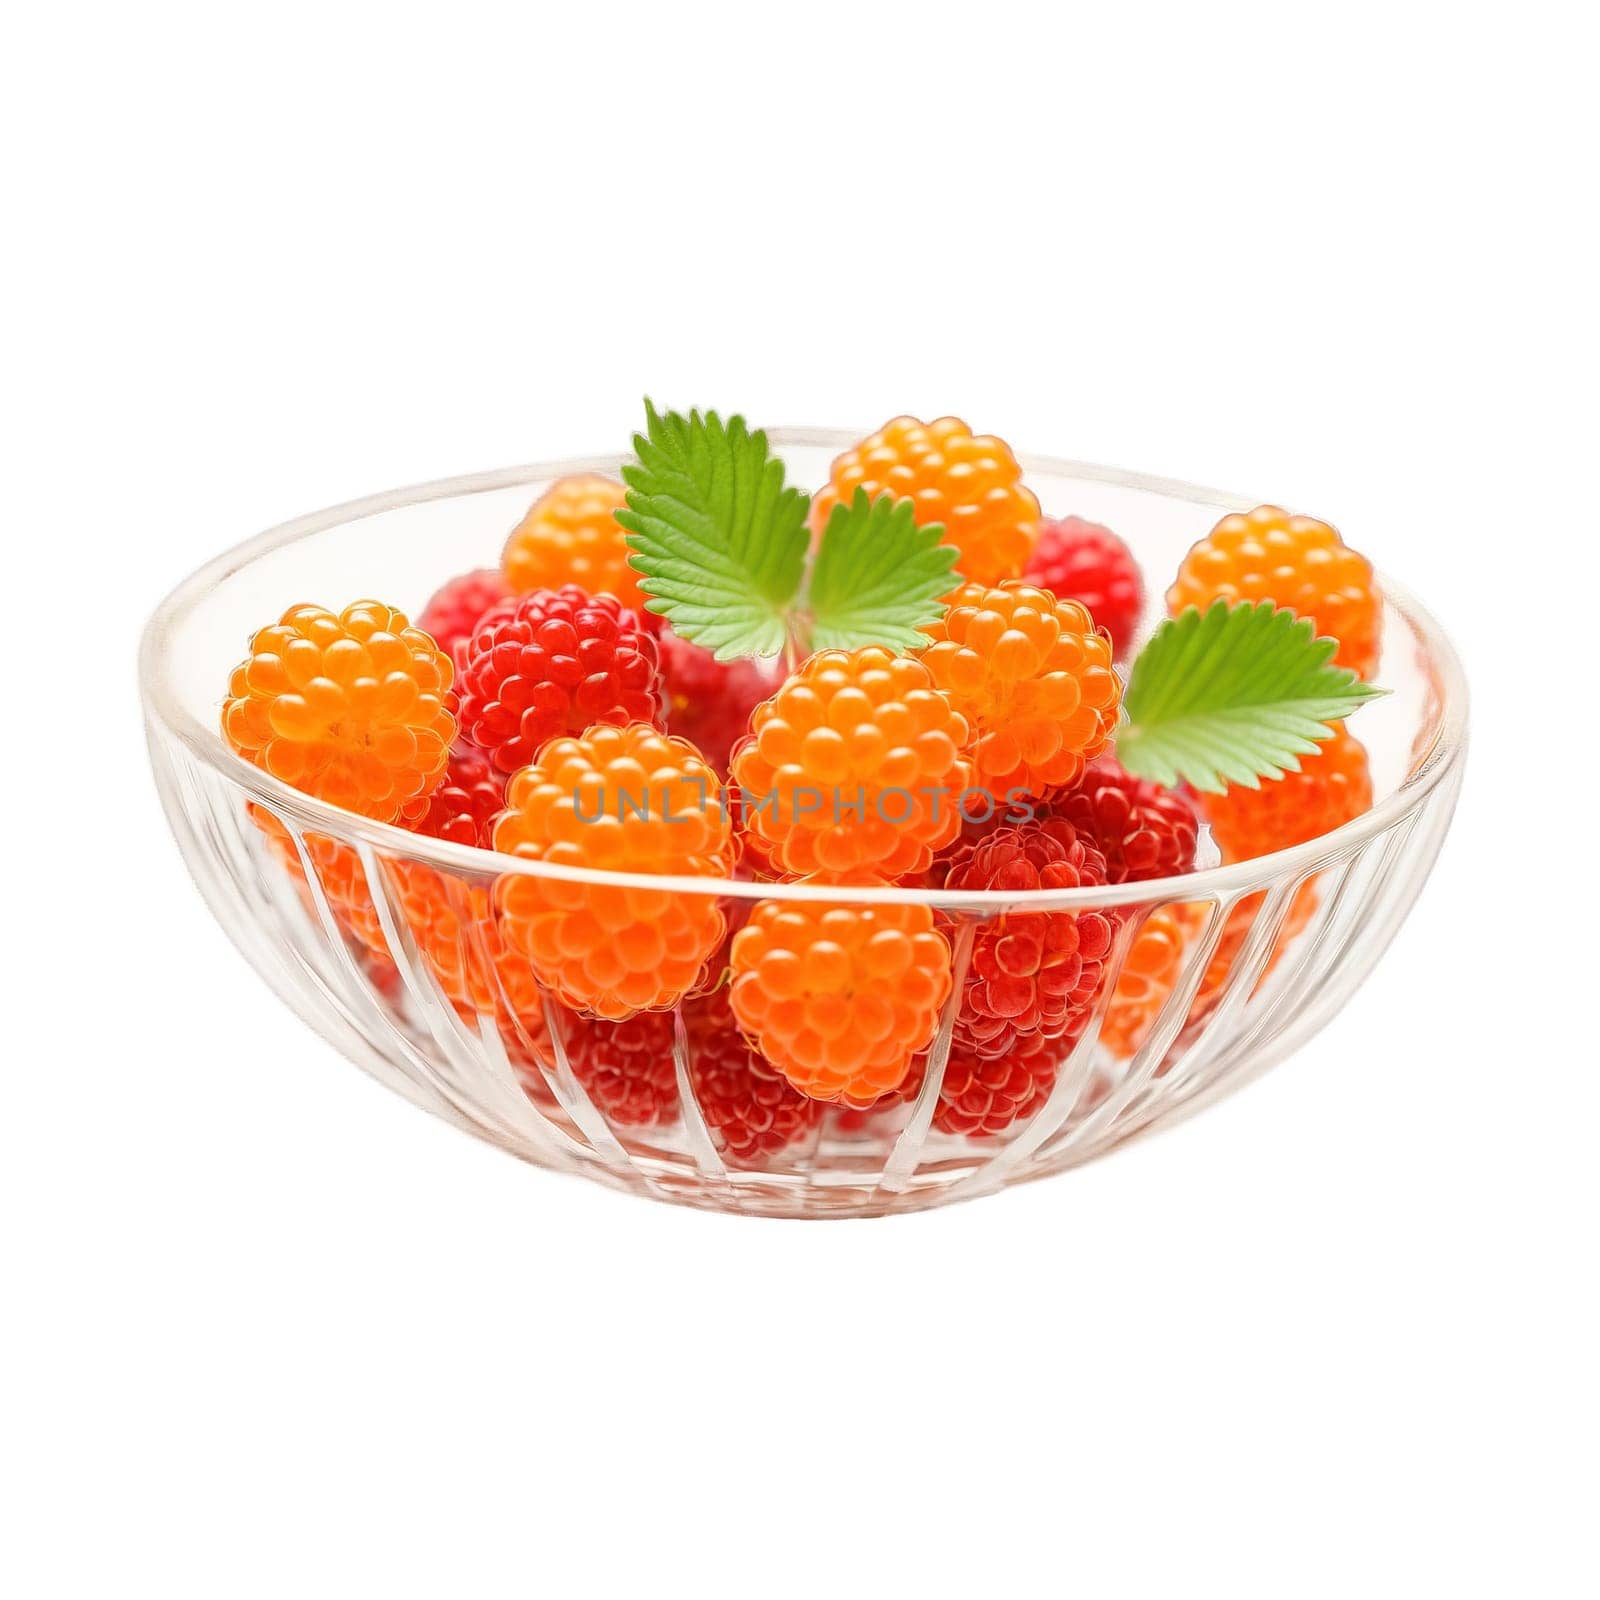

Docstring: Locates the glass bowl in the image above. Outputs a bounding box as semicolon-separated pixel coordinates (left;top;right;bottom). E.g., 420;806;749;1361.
138;434;1468;1218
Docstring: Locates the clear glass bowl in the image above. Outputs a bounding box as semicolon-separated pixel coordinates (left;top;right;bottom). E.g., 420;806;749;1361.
139;435;1468;1218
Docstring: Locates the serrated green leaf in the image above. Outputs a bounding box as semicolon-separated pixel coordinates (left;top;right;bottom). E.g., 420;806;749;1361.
1117;600;1384;793
615;400;809;661
805;489;961;651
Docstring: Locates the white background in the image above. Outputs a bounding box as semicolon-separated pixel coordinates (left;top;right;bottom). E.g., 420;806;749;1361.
5;3;1597;1595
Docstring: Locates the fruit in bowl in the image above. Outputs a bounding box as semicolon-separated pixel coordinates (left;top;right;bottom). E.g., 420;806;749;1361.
139;406;1466;1217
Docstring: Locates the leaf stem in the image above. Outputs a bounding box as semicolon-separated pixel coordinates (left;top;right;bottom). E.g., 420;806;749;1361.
783;608;813;673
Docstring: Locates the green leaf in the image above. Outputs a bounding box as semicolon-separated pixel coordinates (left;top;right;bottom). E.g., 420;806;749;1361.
616;400;809;660
806;489;961;651
1118;600;1384;793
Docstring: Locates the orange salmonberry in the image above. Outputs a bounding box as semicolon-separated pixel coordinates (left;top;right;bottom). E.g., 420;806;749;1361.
919;581;1121;804
810;416;1039;586
254;816;388;956
223;600;455;823
1202;728;1373;864
1168;504;1381;679
253;819;550;1048
1024;736;1366;1067
1198;884;1320;1011
502;473;645;612
1102;887;1324;1061
381;862;539;1024
1100;905;1190;1058
729;646;971;882
492;723;732;1019
729;895;953;1107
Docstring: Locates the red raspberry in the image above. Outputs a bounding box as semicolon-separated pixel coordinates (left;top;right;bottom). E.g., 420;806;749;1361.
554;1008;679;1127
222;600;455;822
1023;515;1144;657
942;820;1115;1058
658;630;781;776
729;646;971;883
455;585;665;775
729;895;953;1107
1049;756;1199;884
683;990;824;1160
1198;882;1320;1008
411;745;506;848
900;1031;1073;1136
416;568;511;666
360;946;403;1000
492;724;733;1018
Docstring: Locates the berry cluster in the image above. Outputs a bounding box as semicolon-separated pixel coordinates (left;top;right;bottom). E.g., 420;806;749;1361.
730;645;970;882
1168;504;1380;679
684;990;825;1159
811;415;1039;587
1202;727;1372;864
943;819;1116;1059
492;723;732;1019
901;1032;1073;1138
455;584;664;774
414;745;505;849
225;420;1382;1166
503;474;645;613
729;897;953;1107
1024;516;1144;657
416;568;510;666
1048;756;1199;884
223;601;455;822
920;582;1121;802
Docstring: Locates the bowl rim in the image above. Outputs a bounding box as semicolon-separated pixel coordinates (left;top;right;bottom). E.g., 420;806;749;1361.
138;431;1470;911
